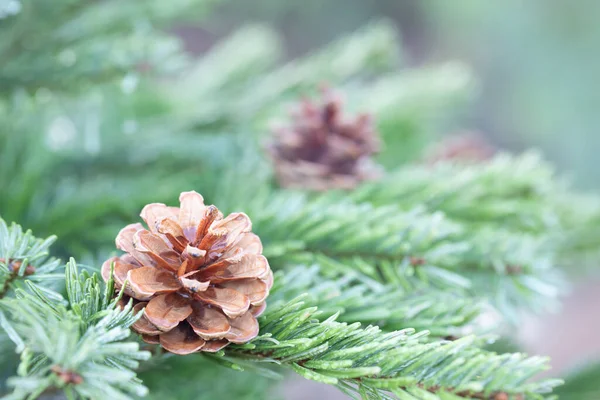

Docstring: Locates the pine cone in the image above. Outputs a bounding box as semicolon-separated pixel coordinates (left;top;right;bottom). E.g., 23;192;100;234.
102;191;273;355
267;90;382;191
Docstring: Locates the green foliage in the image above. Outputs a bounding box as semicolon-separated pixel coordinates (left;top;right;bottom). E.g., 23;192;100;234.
0;222;565;399
0;0;218;92
268;266;482;338
351;152;569;233
169;21;403;127
218;294;561;400
350;151;600;272
363;62;476;167
554;362;600;400
0;18;474;260
0;259;150;400
1;1;596;399
240;188;562;321
0;218;62;298
139;355;278;400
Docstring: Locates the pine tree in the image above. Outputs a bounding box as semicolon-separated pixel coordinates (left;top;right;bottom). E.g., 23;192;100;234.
1;1;599;399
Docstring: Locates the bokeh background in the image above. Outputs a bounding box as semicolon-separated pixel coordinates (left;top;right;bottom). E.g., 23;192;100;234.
184;1;600;398
192;0;600;187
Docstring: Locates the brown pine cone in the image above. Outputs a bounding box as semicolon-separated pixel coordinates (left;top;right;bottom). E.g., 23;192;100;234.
267;90;382;191
102;191;273;355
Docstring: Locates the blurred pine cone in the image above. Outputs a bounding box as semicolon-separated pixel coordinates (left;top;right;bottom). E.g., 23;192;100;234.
267;90;382;191
102;191;273;355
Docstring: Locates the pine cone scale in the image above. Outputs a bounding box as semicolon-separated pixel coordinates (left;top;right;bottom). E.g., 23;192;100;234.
101;256;133;286
180;276;210;292
145;293;193;332
134;230;181;271
127;266;182;299
249;302;267;317
198;254;269;282
142;334;160;345
201;340;230;353
103;191;273;354
159;323;206;355
188;305;231;339
116;223;155;266
140;204;179;232
226;312;259;344
131;302;162;335
194;287;250;318
220;278;269;304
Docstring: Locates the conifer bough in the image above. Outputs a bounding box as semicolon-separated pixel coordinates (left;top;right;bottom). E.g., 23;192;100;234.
101;191;273;354
0;218;562;400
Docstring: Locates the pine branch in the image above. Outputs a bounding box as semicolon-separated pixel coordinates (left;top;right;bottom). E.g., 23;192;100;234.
0;16;473;262
169;24;282;120
348;151;599;303
0;218;62;299
0;259;150;400
242;191;562;319
54;0;220;41
168;20;401;128
0;91;241;258
269;265;482;339
240;20;400;115
351;152;570;234
0;220;562;399
193;147;564;319
0;3;579;399
217;295;561;400
0;0;218;93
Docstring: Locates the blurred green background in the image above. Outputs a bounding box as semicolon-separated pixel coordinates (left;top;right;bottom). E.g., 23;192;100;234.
204;0;600;188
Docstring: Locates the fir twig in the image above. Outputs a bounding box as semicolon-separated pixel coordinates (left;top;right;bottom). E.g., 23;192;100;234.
219;295;561;400
0;218;62;299
0;259;150;400
269;265;482;338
